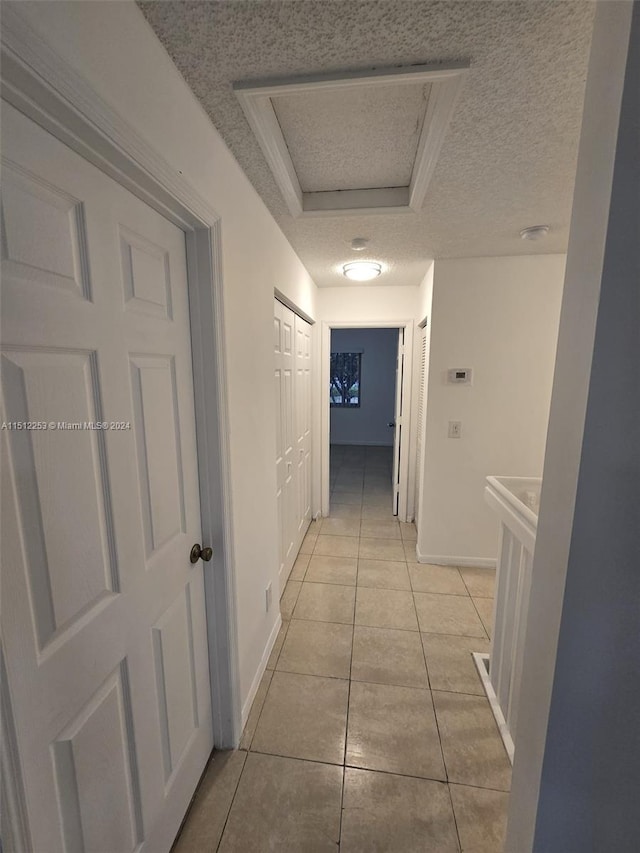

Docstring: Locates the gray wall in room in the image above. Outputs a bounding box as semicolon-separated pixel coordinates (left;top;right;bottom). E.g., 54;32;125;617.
533;4;640;850
330;328;398;446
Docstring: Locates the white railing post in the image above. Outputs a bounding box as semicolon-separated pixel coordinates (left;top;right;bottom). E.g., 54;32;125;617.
481;476;540;762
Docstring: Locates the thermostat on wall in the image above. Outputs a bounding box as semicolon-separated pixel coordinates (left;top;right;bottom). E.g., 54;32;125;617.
447;367;473;385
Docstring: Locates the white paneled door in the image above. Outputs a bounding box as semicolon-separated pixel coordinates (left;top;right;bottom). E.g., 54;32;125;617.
274;299;312;591
1;103;213;852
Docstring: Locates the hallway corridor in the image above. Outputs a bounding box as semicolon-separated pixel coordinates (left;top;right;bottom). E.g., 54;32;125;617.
173;446;511;851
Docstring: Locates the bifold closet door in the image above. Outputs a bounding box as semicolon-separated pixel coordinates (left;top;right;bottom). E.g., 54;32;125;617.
294;314;312;541
274;300;312;591
274;300;296;589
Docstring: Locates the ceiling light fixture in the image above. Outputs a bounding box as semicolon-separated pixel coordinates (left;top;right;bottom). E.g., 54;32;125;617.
520;225;550;241
351;237;368;251
343;261;383;281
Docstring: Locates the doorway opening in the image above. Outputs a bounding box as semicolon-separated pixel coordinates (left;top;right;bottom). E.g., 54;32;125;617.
329;327;398;518
321;321;415;522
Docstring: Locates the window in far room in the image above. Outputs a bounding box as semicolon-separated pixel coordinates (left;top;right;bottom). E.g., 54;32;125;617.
330;352;361;407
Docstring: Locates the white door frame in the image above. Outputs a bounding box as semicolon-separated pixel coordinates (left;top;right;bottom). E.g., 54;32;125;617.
0;10;241;840
320;320;415;521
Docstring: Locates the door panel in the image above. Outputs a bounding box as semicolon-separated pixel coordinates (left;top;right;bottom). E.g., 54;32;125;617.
51;663;142;853
1;163;91;298
2;348;117;646
130;355;186;557
294;314;312;537
1;102;212;853
152;586;199;780
120;225;173;320
274;300;296;590
274;312;284;579
282;309;295;579
275;301;312;592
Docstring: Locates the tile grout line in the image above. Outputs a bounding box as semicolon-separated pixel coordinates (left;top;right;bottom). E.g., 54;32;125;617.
269;617;291;672
468;594;491;642
337;451;362;851
243;668;274;752
446;776;464;853
333;450;391;850
244;609;296;751
337;450;393;848
337;555;357;850
214;751;249;852
242;745;510;793
412;554;462;848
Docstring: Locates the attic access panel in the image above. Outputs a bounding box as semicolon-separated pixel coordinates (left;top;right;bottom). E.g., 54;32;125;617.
234;62;469;218
273;82;431;192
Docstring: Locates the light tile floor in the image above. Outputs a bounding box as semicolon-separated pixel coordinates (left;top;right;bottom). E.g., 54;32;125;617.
173;445;510;852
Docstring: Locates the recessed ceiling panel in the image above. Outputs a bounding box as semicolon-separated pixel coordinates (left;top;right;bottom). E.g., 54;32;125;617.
272;83;431;192
234;63;468;217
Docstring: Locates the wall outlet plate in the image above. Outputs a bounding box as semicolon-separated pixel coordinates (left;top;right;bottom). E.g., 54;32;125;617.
447;367;473;385
448;420;462;438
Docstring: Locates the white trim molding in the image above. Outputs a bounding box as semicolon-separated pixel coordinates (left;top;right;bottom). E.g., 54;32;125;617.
415;547;497;569
274;288;315;325
241;614;282;730
472;653;515;763
1;3;241;760
234;62;469;218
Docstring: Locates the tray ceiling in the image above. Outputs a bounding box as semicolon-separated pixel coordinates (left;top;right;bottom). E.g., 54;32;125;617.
139;0;595;288
234;64;468;216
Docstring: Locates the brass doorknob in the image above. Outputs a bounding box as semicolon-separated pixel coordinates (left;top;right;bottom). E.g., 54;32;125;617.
190;543;213;564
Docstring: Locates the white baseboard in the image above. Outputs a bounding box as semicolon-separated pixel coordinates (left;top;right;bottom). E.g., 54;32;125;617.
416;548;497;569
241;613;282;729
472;653;514;764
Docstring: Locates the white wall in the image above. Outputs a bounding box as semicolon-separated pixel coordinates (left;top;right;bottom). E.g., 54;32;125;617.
317;283;419;322
330;328;398;446
417;255;565;564
13;1;318;720
507;3;637;849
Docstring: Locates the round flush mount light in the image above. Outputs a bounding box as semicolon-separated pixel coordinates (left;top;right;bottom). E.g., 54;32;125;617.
350;237;368;251
343;261;383;281
520;225;550;241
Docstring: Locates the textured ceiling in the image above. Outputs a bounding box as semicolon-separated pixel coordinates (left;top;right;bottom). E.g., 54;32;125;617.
139;0;595;288
272;82;431;192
